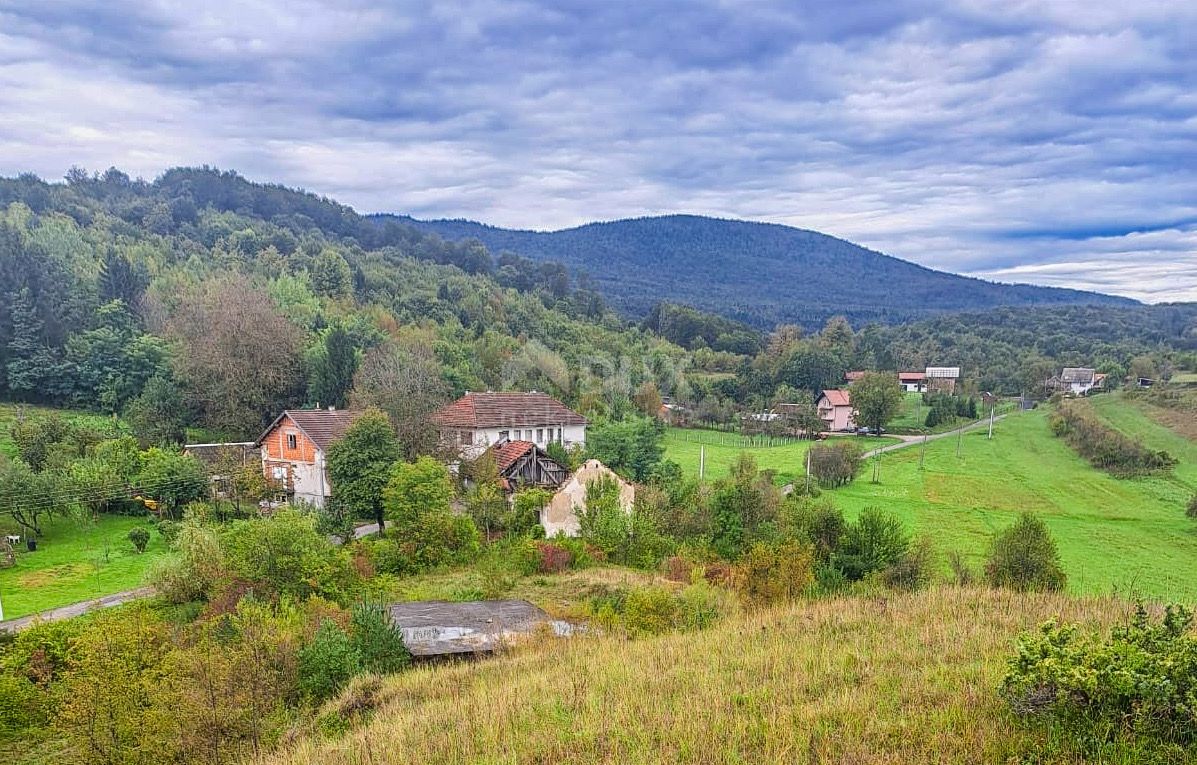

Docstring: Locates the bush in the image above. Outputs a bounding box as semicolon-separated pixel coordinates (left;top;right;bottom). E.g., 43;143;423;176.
1049;401;1176;477
148;521;225;604
836;507;909;581
622;587;680;637
298;619;361;703
0;674;46;738
947;550;976;586
350;601;410;675
985;512;1066;592
1002;604;1197;746
735;539;815;605
808;441;862;488
534;541;574;573
155;518;180;544
1187;494;1197;518
368;512;481;576
220;508;358;602
881;535;935;591
127;526;150;553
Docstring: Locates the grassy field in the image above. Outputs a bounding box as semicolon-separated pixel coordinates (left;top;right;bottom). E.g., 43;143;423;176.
0;514;164;620
825;406;1197;601
664;427;898;485
886;391;929;432
265;587;1148;765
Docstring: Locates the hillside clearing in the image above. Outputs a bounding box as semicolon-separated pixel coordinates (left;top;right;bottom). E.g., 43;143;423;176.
0;514;163;620
262;587;1149;765
826;408;1197;600
664;427;899;485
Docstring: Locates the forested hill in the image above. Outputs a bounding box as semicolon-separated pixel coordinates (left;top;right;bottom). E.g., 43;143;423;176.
392;214;1136;329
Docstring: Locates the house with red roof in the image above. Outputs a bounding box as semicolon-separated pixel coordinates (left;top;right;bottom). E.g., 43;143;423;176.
255;408;363;507
431;392;587;459
897;371;926;393
816;389;855;432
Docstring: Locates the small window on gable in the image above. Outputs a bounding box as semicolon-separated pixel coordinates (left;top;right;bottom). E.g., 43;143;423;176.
286;433;297;450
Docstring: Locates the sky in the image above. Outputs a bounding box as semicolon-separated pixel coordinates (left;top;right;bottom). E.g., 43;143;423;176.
0;1;1194;302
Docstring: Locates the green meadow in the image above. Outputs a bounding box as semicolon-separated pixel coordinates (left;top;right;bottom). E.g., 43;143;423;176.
825;403;1197;601
663;427;898;485
0;514;164;620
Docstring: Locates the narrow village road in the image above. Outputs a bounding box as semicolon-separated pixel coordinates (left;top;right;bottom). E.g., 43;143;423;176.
859;413;1009;459
1;522;384;633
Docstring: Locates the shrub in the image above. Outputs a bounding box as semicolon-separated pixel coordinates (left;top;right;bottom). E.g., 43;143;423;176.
1002;604;1197;746
881;535;935;591
298;619;361;703
1049;401;1176;477
148;520;225;604
947;550;976;586
836;507;909;581
676;579;730;630
350;601;410;676
985;512;1066;592
0;673;46;738
155;518;180;544
369;512;481;576
1187;493;1197;518
735;539;815;605
807;441;862;488
781;497;845;563
220;508;358;602
127;526;150;553
622;586;680;637
535;541;574;573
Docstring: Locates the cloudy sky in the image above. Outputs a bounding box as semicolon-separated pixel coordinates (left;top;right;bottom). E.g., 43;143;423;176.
0;1;1194;302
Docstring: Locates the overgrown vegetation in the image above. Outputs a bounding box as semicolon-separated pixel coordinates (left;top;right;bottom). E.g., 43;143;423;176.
1049;400;1177;477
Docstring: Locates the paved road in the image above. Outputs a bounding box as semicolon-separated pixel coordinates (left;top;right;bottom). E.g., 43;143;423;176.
0;586;155;633
1;522;384;633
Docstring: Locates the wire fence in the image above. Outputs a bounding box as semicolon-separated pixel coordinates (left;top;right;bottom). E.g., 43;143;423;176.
667;429;811;449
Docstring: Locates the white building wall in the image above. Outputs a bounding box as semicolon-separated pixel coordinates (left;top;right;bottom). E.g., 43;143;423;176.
289;453;330;507
458;423;586;459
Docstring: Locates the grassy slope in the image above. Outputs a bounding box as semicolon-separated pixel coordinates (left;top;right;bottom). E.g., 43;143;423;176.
664;427;898;485
0;514;163;620
827;407;1197;600
265;587;1151;765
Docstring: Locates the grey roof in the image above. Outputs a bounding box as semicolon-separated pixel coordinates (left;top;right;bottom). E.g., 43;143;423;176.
388;600;569;657
925;366;961;378
1061;367;1096;384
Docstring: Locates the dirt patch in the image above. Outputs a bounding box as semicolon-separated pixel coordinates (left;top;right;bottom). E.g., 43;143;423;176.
19;562;94;587
1141;403;1197;442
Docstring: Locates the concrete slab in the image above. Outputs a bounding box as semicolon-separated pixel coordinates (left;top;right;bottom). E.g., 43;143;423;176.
388;599;570;657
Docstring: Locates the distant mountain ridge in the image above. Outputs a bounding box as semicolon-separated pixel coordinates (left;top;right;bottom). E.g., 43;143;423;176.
386;213;1136;328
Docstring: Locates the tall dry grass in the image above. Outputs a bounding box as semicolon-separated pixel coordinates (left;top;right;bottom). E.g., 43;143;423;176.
259;587;1133;765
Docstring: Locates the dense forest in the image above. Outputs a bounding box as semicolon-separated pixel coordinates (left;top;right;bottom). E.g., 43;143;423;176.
0;167;1193;442
396;213;1136;328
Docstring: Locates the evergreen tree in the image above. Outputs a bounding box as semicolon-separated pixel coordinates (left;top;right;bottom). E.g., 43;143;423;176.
98;250;148;306
6;287;60;401
307;326;358;409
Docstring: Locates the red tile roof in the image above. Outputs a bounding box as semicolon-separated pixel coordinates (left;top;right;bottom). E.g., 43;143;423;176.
898;371;926;381
844;370;866;381
432;392;587;429
820;389;851;407
490;440;536;473
256;409;364;451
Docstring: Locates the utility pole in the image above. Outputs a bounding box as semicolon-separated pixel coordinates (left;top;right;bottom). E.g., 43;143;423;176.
919;432;928;470
699;445;705;480
988;404;996;440
805;447;812;494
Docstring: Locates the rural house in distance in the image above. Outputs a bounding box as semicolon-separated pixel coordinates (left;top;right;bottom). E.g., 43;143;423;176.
488;439;570;490
816;389;855;432
432;392;587;459
1046;367;1107;396
255;409;363;507
925;366;961;393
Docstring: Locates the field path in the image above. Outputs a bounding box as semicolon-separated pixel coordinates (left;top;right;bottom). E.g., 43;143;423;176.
860;414;1009;459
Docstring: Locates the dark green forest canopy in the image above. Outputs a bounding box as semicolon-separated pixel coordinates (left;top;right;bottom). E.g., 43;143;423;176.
396;213;1137;329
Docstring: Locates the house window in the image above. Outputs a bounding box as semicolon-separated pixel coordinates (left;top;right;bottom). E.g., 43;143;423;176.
271;466;287;481
286;433;297;450
536;428;544;442
499;430;509;441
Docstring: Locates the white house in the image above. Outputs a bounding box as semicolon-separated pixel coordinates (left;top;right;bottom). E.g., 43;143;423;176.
898;371;926;393
1052;367;1107;396
432;392;588;459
